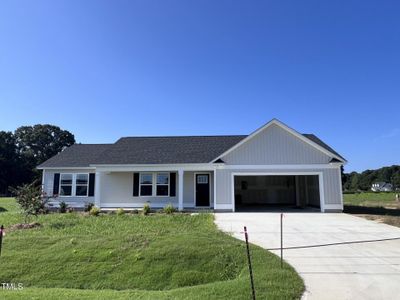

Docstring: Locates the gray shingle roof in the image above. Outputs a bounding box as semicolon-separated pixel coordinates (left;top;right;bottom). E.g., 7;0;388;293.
37;133;345;168
37;144;112;168
93;136;246;165
302;134;346;162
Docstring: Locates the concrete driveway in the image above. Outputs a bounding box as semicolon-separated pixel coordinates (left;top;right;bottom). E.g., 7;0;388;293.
215;212;400;300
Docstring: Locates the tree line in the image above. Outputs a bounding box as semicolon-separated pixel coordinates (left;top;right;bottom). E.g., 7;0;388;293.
342;165;400;191
0;125;75;195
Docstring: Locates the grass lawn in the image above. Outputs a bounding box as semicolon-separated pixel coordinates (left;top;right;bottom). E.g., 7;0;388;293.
344;192;399;207
0;198;304;299
344;192;400;228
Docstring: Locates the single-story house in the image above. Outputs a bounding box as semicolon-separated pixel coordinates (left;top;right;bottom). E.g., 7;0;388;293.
371;182;393;192
38;119;346;212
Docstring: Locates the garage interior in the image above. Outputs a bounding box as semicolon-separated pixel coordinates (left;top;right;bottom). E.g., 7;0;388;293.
234;175;321;211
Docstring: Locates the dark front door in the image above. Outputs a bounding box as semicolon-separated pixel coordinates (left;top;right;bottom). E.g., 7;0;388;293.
195;174;210;207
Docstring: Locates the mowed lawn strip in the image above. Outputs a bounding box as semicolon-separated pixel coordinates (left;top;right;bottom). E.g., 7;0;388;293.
0;198;304;299
344;192;399;207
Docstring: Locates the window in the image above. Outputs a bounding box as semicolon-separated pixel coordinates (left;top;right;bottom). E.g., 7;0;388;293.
140;173;153;196
197;175;208;184
156;173;169;196
59;173;90;197
60;174;73;196
75;174;89;196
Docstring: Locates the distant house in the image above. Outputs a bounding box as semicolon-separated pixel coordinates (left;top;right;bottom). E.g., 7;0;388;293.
371;182;393;192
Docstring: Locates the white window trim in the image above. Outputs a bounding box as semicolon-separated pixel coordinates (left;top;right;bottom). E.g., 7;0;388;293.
137;172;172;198
75;173;89;197
59;173;73;197
139;173;154;197
59;173;89;198
156;172;170;197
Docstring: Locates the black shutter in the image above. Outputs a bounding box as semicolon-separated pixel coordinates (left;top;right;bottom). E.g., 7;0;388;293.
88;173;95;196
133;173;139;196
53;173;60;195
170;172;176;197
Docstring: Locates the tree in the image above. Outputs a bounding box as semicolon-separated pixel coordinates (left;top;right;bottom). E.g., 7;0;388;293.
391;173;400;189
0;131;18;195
349;173;360;191
0;125;75;194
342;165;400;191
14;124;75;167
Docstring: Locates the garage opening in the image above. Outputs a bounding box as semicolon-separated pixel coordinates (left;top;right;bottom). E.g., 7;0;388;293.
234;175;321;211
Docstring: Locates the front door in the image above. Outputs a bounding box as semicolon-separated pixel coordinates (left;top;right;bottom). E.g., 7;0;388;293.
195;174;210;207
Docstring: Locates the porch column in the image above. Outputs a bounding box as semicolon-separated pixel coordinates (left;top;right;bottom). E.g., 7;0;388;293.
213;169;217;209
178;169;184;211
95;171;102;208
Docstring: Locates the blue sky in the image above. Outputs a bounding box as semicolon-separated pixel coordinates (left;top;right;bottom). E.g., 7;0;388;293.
1;1;399;172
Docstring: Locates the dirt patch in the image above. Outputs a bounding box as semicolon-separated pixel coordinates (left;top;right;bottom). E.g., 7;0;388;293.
350;214;400;228
8;222;41;231
344;204;400;228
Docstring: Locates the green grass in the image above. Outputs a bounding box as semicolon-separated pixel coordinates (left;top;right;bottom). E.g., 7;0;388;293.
344;192;399;207
0;198;304;299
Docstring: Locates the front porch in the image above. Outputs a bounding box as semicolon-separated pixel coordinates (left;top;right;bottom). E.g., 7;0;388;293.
95;167;216;210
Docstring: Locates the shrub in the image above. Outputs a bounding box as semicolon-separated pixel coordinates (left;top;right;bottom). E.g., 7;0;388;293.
142;203;151;215
84;202;94;212
131;209;139;214
163;203;176;214
116;208;125;216
9;182;50;223
59;201;68;213
89;206;100;216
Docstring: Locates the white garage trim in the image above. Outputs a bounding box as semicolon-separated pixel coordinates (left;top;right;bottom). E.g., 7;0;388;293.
324;204;344;210
337;167;344;210
214;204;234;210
219;164;340;170
230;171;325;212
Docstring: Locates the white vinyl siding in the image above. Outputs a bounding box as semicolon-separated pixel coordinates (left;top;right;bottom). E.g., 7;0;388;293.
322;168;342;205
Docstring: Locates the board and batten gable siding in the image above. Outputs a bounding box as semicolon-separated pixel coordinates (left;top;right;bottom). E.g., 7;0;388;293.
43;168;96;206
215;167;343;210
221;124;331;165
